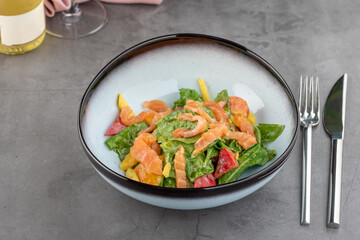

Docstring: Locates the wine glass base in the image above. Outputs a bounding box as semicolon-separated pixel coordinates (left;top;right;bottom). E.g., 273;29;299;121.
46;0;108;39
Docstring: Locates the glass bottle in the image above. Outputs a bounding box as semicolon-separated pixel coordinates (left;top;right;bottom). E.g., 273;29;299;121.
0;0;46;55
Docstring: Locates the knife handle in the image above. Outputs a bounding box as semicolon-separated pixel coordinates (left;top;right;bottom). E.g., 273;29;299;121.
327;138;344;228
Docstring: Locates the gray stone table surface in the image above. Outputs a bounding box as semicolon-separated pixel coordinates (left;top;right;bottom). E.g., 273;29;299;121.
1;0;359;239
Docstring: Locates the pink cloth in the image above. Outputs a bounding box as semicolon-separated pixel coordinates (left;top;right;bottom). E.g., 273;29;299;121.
45;0;163;17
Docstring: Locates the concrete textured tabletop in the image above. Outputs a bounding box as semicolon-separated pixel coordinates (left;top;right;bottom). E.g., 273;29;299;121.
1;0;359;239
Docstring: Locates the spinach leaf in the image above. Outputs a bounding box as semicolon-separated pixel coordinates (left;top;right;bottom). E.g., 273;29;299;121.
258;123;285;142
214;89;231;115
253;126;262;145
199;103;216;119
154;118;199;143
213;139;243;152
214;89;234;130
160;140;214;183
163;177;176;188
213;139;227;150
264;147;277;161
105;122;148;161
173;88;203;109
186;152;214;183
205;146;219;163
160;140;194;179
228;139;243;152
155;109;190;128
160;140;194;155
217;144;272;185
153;109;207;144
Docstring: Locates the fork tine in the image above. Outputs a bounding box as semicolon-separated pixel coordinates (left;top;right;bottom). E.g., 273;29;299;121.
304;76;309;116
315;77;320;119
309;76;314;115
298;76;303;113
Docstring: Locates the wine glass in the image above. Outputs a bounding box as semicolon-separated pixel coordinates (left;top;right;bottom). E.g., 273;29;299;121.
46;0;108;39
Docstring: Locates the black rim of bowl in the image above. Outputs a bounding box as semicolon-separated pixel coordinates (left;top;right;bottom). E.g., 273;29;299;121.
78;33;299;199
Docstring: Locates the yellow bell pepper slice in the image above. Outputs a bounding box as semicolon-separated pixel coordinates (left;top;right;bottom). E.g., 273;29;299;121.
120;153;138;171
125;168;139;182
118;93;134;116
198;78;211;101
235;152;239;160
248;112;256;125
162;162;171;178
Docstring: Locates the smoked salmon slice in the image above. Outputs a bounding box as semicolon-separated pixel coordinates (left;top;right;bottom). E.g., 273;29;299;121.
193;124;228;155
184;100;215;123
174;145;187;188
172;113;207;138
226;130;257;150
202;101;230;126
233;114;256;137
143;100;170;113
120;106;157;126
130;133;163;175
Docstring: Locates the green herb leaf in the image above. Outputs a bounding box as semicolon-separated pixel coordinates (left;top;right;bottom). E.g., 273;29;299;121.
153;110;203;144
214;89;231;115
173;88;204;109
213;139;243;152
258;123;285;142
186;152;215;183
105;122;148;161
217;144;272;185
163;177;176;188
253;126;262;145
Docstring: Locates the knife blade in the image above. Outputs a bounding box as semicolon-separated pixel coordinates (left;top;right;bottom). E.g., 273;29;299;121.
323;73;348;228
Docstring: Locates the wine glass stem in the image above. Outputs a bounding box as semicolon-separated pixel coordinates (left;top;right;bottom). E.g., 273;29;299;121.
63;0;81;18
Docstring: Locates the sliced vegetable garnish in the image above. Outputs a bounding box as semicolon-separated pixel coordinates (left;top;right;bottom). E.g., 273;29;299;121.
105;116;127;136
118;93;134;116
198;78;211;101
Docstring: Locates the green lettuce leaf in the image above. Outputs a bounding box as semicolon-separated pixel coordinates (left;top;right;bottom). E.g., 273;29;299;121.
155;118;199;143
253;126;262;145
173;88;203;109
213;139;243;153
264;147;277;161
214;89;234;130
199;103;216;119
214;89;231;115
105;122;148;161
186;152;215;183
153;110;203;144
159;140;194;179
160;140;214;183
155;109;189;128
258;123;285;142
163;177;176;188
217;144;273;185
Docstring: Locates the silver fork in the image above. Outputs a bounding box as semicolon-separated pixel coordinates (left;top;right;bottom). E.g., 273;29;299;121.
298;76;320;225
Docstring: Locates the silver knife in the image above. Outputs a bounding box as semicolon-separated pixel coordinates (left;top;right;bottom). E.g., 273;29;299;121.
323;73;348;228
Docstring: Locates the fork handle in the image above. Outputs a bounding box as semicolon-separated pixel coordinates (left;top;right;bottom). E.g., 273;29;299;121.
327;138;343;228
301;126;312;225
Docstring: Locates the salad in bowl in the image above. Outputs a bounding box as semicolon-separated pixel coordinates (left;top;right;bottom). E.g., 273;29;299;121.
104;79;284;188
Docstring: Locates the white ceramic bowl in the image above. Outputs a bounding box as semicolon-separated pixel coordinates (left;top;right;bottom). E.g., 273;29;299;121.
78;34;299;210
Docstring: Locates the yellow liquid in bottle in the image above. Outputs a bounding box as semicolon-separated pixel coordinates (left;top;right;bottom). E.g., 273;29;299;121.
0;30;46;55
0;0;46;55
